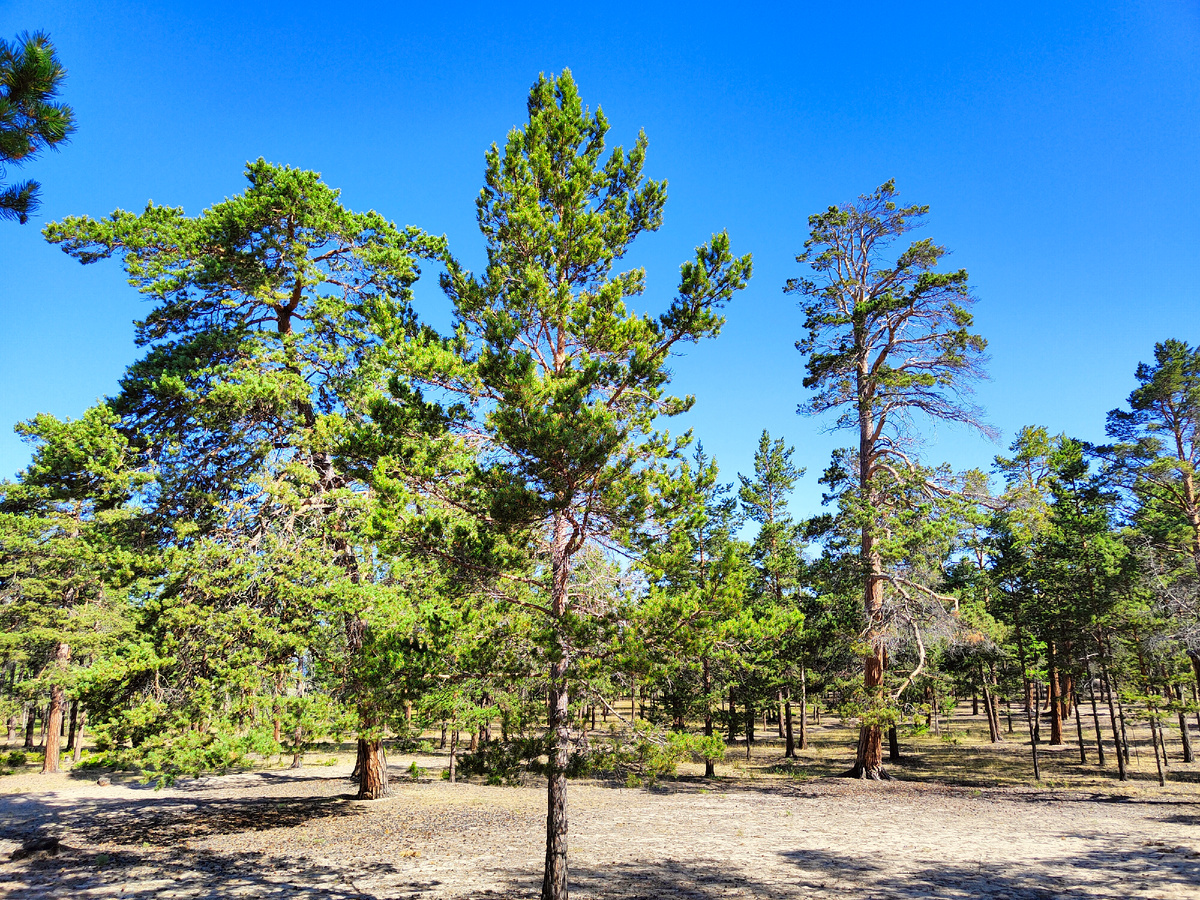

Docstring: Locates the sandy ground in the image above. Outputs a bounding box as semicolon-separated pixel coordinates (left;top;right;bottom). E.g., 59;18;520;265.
0;760;1197;900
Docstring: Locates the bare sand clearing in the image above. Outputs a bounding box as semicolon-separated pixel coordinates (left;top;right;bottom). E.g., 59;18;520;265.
1;760;1197;899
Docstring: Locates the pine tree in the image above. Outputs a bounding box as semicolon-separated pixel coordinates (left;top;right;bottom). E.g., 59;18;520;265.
435;70;751;899
786;181;990;778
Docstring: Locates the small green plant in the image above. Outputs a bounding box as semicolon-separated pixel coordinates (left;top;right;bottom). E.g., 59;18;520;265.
408;761;421;779
324;757;338;766
6;751;27;767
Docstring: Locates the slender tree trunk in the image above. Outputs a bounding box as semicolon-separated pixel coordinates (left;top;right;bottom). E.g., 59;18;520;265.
798;667;808;750
1086;668;1106;767
1174;684;1194;763
727;688;737;742
702;656;715;777
777;691;785;738
449;728;458;783
744;692;755;761
1073;691;1087;764
41;643;70;774
783;688;795;759
66;700;78;753
1015;627;1040;781
72;709;85;765
542;517;572;900
23;706;36;749
1150;714;1166;786
981;670;999;743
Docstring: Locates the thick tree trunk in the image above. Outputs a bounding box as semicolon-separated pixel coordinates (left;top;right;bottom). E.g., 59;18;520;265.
6;716;16;745
357;739;389;799
849;641;886;779
41;643;70;774
887;725;900;762
1048;657;1064;746
23;706;36;749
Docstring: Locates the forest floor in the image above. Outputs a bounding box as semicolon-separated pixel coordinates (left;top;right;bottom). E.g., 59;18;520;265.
1;709;1198;899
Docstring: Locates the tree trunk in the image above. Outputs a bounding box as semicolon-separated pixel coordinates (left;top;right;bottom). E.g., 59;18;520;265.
1175;684;1194;763
777;691;785;738
24;706;36;749
357;739;389;799
887;725;900;762
66;700;78;753
1048;657;1064;746
1015;627;1040;781
744;693;755;760
798;667;808;750
41;643;70;774
849;640;886;779
702;656;715;777
727;689;737;742
1150;714;1167;787
542;516;572;900
449;728;458;783
6;716;16;745
981;672;999;743
72;709;85;765
1073;691;1087;763
783;689;795;759
1086;669;1106;768
290;724;304;769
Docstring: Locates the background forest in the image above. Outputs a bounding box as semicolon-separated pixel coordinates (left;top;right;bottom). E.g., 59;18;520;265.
2;8;1199;900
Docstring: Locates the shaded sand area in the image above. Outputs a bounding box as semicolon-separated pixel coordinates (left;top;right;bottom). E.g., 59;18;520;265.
1;761;1197;899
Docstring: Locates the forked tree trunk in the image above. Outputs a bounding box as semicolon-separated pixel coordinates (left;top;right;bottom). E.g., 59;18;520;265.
357;738;389;799
41;643;70;774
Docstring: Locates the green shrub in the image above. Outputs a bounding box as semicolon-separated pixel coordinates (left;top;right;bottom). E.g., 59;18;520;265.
6;751;27;767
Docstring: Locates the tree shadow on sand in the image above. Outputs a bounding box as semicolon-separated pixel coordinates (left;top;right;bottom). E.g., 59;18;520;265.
1;844;444;900
0;781;366;846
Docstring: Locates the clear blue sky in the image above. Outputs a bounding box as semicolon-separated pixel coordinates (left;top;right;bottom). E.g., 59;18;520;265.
2;1;1197;518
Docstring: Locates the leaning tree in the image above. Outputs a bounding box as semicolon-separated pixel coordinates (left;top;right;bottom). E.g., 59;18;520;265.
786;180;990;778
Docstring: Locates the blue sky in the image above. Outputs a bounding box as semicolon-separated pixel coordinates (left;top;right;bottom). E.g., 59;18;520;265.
2;1;1197;517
